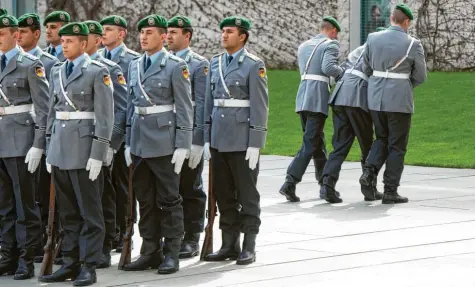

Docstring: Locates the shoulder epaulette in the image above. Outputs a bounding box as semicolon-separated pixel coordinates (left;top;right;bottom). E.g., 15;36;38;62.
168;54;182;62
212;52;225;59
101;58;117;67
126;49;140;57
245;53;261;62
52;62;63;67
41;52;56;60
190;52;206;62
91;60;106;68
21;52;38;62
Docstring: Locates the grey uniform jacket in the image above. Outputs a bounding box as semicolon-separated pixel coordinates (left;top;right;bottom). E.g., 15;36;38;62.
126;49;193;158
329;44;369;111
44;46;66;62
295;34;344;115
362;26;427;114
175;48;209;147
31;47;60;81
0;51;50;158
93;53;128;150
46;55;114;170
204;49;269;152
100;43;140;82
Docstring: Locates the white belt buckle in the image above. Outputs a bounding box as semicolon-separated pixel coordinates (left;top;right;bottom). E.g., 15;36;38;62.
217;99;225;107
59;112;70;120
0;107;4;115
385;71;389;78
137;107;147;115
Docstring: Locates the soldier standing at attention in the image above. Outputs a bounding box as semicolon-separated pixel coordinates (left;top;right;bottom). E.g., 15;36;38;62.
359;4;426;204
203;16;268;265
39;22;113;286
0;14;49;280
123;15;192;274
166;15;209;259
99;15;140;252
278;17;344;203
84;20;128;269
43;11;70;62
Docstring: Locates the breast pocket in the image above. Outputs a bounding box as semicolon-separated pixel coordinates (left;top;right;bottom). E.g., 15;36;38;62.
227;77;247;99
5;79;27;98
150;79;171;99
73;91;93;110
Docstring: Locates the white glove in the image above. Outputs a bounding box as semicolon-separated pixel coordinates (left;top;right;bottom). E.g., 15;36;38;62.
24;147;44;173
46;163;52;173
203;142;211;161
124;146;132;167
245;147;260;170
188;145;204;169
86;158;102;181
105;147;114;166
171;148;189;174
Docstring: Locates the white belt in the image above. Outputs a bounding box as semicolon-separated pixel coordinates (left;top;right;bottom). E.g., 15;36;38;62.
56;111;95;120
0;104;33;115
373;71;410;79
345;69;369;82
134;105;174;115
213;99;250;108
301;74;330;83
192;101;195;107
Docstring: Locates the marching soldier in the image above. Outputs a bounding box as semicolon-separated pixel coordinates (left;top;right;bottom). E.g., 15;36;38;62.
360;4;426;204
278;16;344;202
0;14;49;279
39;22;113;286
123;15;192;274
99;15;140;252
203;16;269;265
166;15;209;259
84;20;128;269
43;11;70;62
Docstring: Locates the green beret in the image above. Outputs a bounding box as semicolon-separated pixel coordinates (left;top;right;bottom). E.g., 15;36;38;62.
168;16;192;28
0;8;7;16
18;13;41;27
99;15;127;29
43;11;70;26
137;14;167;31
375;27;387;32
323;16;341;32
219;16;251;31
395;4;414;20
84;20;103;35
0;15;18;28
59;22;89;36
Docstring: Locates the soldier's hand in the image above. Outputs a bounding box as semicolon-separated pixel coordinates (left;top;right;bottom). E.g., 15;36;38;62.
124;146;132;167
171;148;189;174
188;145;204;169
203;142;211;161
46;163;52;173
86;158;102;181
106;147;114;167
245;147;260;170
25;147;44;173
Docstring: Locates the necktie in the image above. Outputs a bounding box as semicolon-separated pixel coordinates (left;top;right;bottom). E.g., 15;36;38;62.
1;55;6;72
106;51;112;60
228;55;233;65
50;46;56;56
66;61;74;78
144;57;151;72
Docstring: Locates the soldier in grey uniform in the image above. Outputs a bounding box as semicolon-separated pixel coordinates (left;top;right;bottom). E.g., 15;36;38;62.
123;15;192;274
359;4;426;204
39;22;114;286
99;15;140;252
0;15;49;280
279;16;344;202
166;15;209;259
203;16;268;265
84;20;128;269
43;11;70;62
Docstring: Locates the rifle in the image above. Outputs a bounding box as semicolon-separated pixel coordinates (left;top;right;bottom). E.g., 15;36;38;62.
39;178;62;277
118;165;135;269
200;159;216;260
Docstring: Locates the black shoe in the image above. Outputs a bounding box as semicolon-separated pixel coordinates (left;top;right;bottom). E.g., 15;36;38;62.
97;252;111;269
39;262;80;282
54;256;63;265
236;234;256;265
204;231;240;261
123;251;163;271
0;248;17;276
279;182;300;202
73;265;96;286
382;186;408;204
359;168;375;187
179;233;200;259
323;185;343;204
158;238;180;274
13;250;35;280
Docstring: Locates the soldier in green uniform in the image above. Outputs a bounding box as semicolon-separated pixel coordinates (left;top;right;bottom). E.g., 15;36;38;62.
43;11;70;62
166;15;209;259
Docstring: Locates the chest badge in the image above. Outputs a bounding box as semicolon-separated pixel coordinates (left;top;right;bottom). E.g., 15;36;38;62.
182;67;189;79
35;66;45;78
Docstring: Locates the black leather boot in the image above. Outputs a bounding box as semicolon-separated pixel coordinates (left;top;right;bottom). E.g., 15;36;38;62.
382;186;408;204
13;248;35;280
322;176;342;203
204;231;240;261
236;234;256;265
0;248;18;276
279;181;300;202
158;238;180;274
179;233;200;259
123;250;163;271
359;167;376;187
39;258;81;282
97;246;111;269
73;264;96;286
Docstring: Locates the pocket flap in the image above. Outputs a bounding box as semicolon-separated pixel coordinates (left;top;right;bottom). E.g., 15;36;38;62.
235;109;250;123
228;77;246;86
157;115;173;127
79;126;94;138
13;114;34;126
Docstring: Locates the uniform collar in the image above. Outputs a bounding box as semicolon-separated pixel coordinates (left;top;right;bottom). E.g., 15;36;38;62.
67;53;87;68
146;48;166;65
106;43;123;58
174;47;190;59
49;43;62;54
28;46;40;56
388;25;406;33
3;45;20;63
89;52;99;61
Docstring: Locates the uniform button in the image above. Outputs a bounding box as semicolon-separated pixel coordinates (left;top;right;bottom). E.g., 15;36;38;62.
141;117;144;120
0;117;2;120
61;124;66;127
65;102;69;106
0;84;2;87
168;121;171;124
13;83;16;86
141;96;144;98
81;91;84;95
26;120;30;124
247;118;250;121
221;114;224;118
158;83;162;86
236;81;239;85
54;90;56;94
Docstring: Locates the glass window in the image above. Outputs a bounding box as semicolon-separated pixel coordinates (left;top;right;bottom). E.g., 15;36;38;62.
361;0;398;44
14;0;36;17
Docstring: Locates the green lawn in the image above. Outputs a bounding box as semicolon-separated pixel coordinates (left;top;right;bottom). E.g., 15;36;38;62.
262;70;475;169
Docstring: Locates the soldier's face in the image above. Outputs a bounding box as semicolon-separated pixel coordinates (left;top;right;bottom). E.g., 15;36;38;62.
61;36;87;60
17;27;40;49
46;22;63;44
0;28;19;52
86;34;101;55
102;25;125;47
140;27;166;53
221;27;243;49
166;27;188;52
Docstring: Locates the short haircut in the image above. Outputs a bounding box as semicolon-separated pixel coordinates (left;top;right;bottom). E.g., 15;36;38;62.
25;24;41;32
182;27;193;42
9;27;19;33
157;27;167;35
237;27;249;45
78;35;88;43
320;21;335;31
392;8;409;24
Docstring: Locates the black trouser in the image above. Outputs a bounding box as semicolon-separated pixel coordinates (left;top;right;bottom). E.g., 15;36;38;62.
132;155;183;255
286;111;328;184
0;157;41;253
210;149;261;234
102;165;116;251
36;155;50;233
365;111;412;187
323;106;374;181
179;158;207;234
53;167;105;265
112;144;131;237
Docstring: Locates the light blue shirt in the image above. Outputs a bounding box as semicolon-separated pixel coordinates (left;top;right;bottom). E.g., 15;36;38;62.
105;44;123;59
28;46;40;56
89;52;99;61
174;47;190;58
66;53;87;72
3;45;20;66
146;48;165;65
227;48;243;64
49;44;62;56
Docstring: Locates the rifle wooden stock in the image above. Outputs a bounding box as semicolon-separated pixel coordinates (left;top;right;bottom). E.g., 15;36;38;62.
39;178;57;277
118;165;135;269
200;159;216;260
